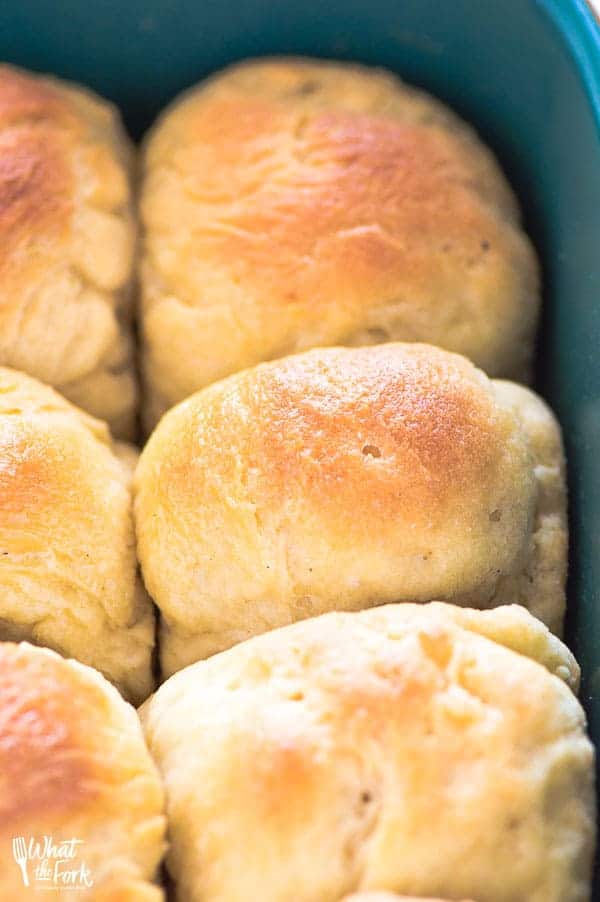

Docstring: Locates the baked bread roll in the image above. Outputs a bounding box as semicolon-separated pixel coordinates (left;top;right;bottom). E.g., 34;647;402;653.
342;896;473;902
0;64;136;438
140;602;594;902
140;56;539;427
134;343;567;678
0;367;155;703
0;642;165;900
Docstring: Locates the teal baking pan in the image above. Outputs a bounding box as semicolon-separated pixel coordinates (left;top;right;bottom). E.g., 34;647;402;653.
2;0;600;887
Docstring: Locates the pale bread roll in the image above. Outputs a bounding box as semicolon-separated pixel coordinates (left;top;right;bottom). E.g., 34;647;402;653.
0;64;136;438
140;56;539;427
0;642;165;900
140;602;594;902
342;896;474;902
134;343;567;678
0;367;154;702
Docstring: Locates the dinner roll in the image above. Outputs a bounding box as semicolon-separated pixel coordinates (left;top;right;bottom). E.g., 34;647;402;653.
140;56;539;427
134;344;567;678
342;897;473;902
0;367;155;703
140;602;594;902
0;642;165;900
0;64;136;438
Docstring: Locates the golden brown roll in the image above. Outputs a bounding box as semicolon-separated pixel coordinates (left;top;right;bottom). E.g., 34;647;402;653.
140;602;594;902
0;64;136;438
0;366;155;703
134;343;567;678
140;56;539;427
0;642;165;900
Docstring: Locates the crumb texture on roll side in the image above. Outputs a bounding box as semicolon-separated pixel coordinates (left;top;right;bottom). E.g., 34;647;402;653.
0;64;137;438
140;56;539;427
134;343;567;677
0;366;155;703
140;602;595;902
0;642;165;900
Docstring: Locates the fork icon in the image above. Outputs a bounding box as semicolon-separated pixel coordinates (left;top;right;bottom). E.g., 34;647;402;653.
12;836;29;887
